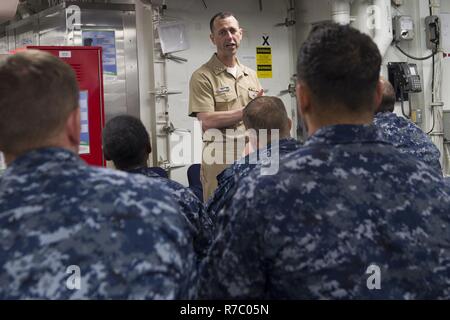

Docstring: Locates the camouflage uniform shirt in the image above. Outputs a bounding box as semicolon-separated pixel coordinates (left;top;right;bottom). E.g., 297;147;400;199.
374;112;442;174
199;125;450;299
206;138;301;228
128;167;213;259
0;148;197;299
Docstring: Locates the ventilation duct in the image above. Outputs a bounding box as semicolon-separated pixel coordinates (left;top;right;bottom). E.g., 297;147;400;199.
331;0;351;25
372;0;393;57
0;0;19;24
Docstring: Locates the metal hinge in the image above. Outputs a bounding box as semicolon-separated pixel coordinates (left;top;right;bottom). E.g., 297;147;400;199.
149;86;182;97
158;158;186;170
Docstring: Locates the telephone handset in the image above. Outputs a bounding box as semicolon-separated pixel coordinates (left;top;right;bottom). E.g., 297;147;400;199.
401;63;422;92
388;62;422;102
387;62;422;119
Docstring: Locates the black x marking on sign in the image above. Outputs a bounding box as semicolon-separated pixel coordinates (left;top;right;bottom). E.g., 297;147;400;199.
262;36;270;46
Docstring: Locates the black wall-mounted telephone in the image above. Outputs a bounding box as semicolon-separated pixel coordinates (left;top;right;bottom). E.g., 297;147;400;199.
388;62;422;102
425;15;440;51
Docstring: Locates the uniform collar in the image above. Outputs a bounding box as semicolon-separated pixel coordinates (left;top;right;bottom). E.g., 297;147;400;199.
127;167;162;179
375;111;395;118
235;138;300;166
5;147;82;173
216;138;300;184
207;53;249;77
375;111;401;122
304;124;387;147
255;137;300;158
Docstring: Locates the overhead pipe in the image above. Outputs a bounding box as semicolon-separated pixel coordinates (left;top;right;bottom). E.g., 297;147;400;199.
372;0;393;57
331;0;351;25
0;0;19;24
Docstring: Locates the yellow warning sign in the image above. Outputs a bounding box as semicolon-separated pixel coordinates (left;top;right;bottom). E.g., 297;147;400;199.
256;46;272;78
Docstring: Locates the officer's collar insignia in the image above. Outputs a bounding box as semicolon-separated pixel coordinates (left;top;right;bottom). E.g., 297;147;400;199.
217;86;231;93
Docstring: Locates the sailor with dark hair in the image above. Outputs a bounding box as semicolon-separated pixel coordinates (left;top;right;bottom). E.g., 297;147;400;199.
199;23;450;299
103;114;213;259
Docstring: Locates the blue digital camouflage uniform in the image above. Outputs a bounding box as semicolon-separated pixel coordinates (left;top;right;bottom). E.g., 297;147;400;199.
444;176;450;188
206;138;301;228
127;167;213;259
374;112;442;174
199;125;450;299
0;148;197;299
